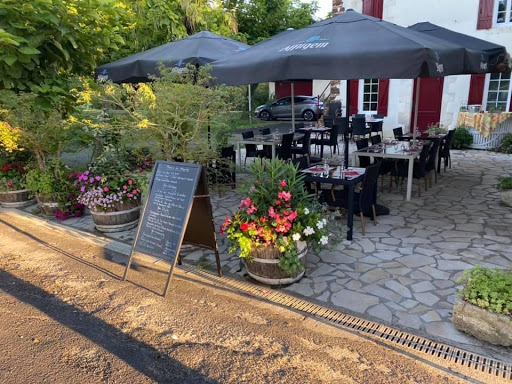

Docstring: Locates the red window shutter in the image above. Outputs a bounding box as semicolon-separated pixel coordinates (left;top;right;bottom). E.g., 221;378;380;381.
509;93;512;112
477;0;494;30
349;80;359;115
377;79;389;116
362;0;383;19
468;74;486;105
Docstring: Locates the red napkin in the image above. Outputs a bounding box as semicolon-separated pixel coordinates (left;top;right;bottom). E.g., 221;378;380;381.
403;149;418;153
308;167;324;172
344;171;359;176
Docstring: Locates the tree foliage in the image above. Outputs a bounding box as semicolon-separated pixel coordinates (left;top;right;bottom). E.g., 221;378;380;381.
223;0;318;44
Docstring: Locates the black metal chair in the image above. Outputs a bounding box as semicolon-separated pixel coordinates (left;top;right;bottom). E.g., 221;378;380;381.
354;114;366;118
292;155;309;170
370;121;383;137
352;117;368;140
311;123;340;157
329;101;342;117
370;134;382;145
374;114;385;119
393;127;404;140
438;129;455;172
277;133;294;160
356;138;371;168
352;163;380;235
291;130;311;163
241;130;259;165
259;127;271;135
294;122;305;131
323;115;334;128
391;142;432;197
426;138;441;187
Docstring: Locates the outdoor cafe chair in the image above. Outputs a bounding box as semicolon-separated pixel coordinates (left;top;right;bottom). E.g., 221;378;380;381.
277;133;294;161
291;130;311;163
356;138;372;168
311;123;340;157
241;130;259;165
259;127;271;135
426;138;441;186
322;115;334;128
370;120;383;136
391;142;431;197
351;117;368;140
393;127;405;140
438;129;455;173
370;134;382;145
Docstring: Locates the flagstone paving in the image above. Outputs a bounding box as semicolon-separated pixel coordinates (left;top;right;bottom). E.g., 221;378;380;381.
20;148;512;363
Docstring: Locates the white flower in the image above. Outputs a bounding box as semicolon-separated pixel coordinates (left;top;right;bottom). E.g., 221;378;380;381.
304;208;309;215
316;220;325;229
303;226;315;236
319;235;328;245
292;233;301;241
322;218;327;226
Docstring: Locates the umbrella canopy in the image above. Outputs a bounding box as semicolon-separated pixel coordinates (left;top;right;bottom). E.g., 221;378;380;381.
95;31;249;83
211;9;466;85
408;22;507;73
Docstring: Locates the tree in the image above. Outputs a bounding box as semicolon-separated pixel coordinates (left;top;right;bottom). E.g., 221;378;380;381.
222;0;318;44
0;0;127;94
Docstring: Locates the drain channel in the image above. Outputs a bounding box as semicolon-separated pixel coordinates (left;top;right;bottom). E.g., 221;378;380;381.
179;264;512;382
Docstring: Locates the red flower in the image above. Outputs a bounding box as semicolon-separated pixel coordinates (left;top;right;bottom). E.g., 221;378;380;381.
279;179;287;187
240;223;249;232
259;217;267;223
278;191;291;201
104;187;109;192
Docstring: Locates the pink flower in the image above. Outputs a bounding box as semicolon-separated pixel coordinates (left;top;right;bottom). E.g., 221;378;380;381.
7;181;13;187
246;205;258;214
84;170;90;176
127;193;132;197
89;178;94;183
288;210;298;221
80;186;86;192
128;180;133;185
69;173;74;178
279;179;287;187
103;187;109;192
238;197;252;209
95;176;101;181
123;185;128;190
278;191;291;201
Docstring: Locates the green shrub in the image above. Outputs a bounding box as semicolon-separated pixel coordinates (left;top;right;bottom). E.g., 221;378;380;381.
496;133;512;154
452;126;473;149
498;176;512;190
457;265;512;316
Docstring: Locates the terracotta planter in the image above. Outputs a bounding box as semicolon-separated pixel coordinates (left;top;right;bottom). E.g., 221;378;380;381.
500;189;512;207
452;297;512;347
0;189;35;208
36;193;63;216
244;242;307;285
91;205;141;233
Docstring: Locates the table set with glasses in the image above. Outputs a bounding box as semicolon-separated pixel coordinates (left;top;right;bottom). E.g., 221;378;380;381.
353;139;425;201
236;131;304;166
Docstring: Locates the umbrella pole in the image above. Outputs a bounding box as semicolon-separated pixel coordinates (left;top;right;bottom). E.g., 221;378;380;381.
412;77;421;148
291;82;295;132
344;79;350;168
248;85;252;124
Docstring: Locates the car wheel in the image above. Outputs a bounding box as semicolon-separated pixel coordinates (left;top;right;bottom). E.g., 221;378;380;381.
303;109;315;121
259;110;271;121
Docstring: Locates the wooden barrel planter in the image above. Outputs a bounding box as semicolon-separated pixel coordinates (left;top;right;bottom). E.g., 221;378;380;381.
91;205;141;233
244;242;307;285
36;193;63;216
0;189;35;208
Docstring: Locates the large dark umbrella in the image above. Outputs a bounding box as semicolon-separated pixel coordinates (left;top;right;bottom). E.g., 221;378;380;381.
95;31;249;83
210;9;468;166
408;22;507;74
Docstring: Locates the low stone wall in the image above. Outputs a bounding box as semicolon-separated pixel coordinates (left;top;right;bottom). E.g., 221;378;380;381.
452;297;512;347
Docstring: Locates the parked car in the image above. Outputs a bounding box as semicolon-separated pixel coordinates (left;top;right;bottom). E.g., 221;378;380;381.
255;96;325;121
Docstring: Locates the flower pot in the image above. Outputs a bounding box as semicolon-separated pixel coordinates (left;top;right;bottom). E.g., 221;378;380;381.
36;193;63;216
500;189;512;207
91;205;141;233
452;297;512;347
0;189;35;208
244;242;307;285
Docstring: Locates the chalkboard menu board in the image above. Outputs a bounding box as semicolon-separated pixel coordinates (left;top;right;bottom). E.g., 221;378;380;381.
123;161;221;296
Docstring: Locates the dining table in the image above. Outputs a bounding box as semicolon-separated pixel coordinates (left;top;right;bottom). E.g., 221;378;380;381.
236;132;304;167
301;165;366;240
352;140;422;201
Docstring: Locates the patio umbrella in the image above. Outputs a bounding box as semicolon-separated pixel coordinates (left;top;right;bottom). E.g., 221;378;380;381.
210;9;467;165
95;30;249;84
408;22;507;74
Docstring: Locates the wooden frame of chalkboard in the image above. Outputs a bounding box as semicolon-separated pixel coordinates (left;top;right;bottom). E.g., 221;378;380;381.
123;161;221;296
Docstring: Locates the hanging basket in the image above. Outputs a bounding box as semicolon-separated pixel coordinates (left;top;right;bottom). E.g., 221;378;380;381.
244;242;307;285
0;189;35;208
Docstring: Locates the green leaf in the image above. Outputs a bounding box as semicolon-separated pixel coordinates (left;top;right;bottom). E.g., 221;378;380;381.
18;46;41;55
51;39;70;61
2;55;17;66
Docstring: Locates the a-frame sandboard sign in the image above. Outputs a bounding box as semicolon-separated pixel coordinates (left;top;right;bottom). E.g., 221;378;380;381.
123;161;222;296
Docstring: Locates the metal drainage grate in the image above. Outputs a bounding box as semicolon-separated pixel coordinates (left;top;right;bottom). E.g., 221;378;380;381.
179;264;512;382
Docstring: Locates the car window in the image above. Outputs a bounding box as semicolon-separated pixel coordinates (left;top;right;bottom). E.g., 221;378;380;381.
276;98;291;106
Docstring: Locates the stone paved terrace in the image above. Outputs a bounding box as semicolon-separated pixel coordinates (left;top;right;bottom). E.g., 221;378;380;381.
19;148;512;363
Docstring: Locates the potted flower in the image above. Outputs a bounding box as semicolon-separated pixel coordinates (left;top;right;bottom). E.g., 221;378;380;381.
25;159;83;217
221;159;337;285
453;265;512;346
76;169;145;232
0;161;34;207
498;176;512;207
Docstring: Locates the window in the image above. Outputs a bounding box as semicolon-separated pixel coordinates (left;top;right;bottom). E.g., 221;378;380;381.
484;72;511;111
496;0;512;24
360;79;379;113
